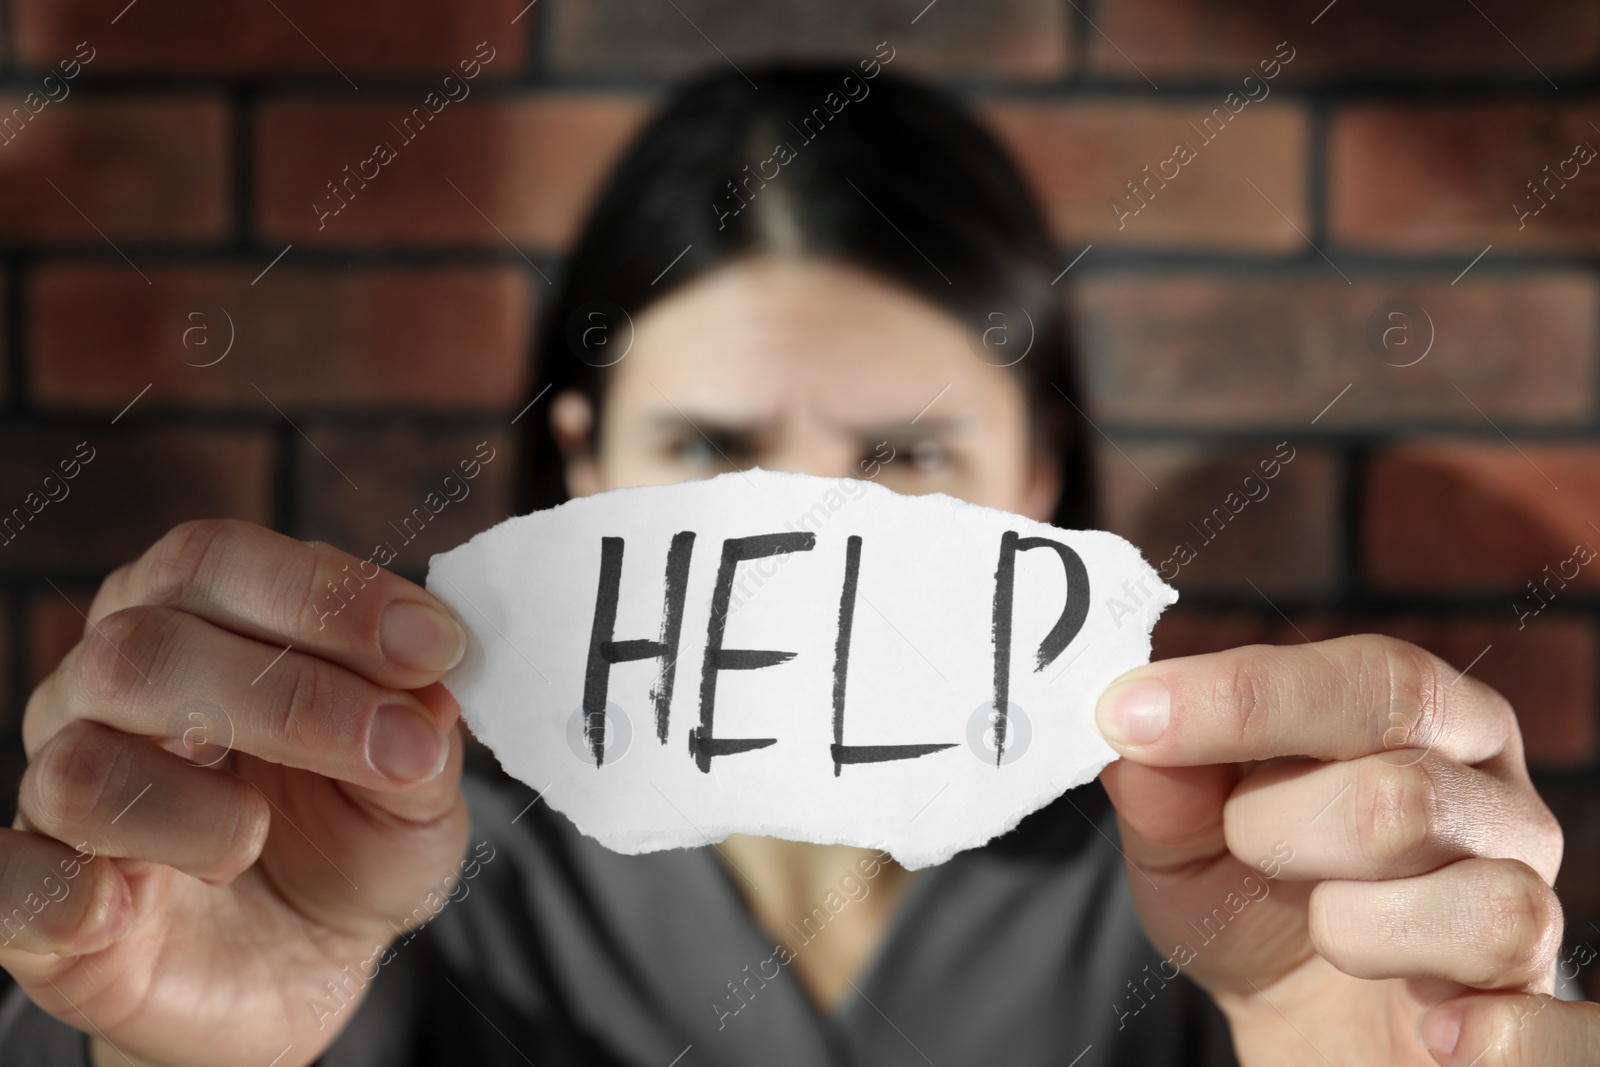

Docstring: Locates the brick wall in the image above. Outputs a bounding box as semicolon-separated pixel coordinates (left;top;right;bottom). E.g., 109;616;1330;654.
2;0;1598;995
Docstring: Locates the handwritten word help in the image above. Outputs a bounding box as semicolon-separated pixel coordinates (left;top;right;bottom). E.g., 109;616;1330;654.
428;469;1174;869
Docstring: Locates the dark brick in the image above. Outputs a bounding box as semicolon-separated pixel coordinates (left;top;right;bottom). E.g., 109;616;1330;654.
982;100;1307;249
26;587;93;690
1096;441;1340;596
0;606;8;736
14;0;528;78
1089;0;1600;80
256;95;651;250
1365;443;1600;595
546;0;1069;81
0;428;273;572
0;271;7;407
1074;274;1598;428
1331;101;1600;252
29;265;535;412
0;96;228;241
293;427;515;579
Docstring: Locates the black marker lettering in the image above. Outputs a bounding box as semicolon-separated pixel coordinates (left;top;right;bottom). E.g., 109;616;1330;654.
581;532;696;765
689;532;813;772
830;535;954;775
991;531;1091;763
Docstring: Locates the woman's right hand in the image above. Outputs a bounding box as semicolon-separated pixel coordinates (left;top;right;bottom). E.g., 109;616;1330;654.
0;520;473;1067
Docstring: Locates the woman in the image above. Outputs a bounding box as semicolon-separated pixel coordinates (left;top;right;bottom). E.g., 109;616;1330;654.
0;66;1586;1067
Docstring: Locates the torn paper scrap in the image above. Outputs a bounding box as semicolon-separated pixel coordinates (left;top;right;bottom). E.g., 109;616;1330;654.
427;468;1176;869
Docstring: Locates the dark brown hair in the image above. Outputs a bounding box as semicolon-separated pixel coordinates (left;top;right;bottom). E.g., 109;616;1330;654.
518;63;1094;530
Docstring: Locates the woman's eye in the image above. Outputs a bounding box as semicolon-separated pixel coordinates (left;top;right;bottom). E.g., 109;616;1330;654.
678;438;721;466
673;435;750;469
908;438;946;470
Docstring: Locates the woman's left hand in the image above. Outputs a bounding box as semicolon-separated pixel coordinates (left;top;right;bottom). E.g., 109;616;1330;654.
1095;633;1594;1066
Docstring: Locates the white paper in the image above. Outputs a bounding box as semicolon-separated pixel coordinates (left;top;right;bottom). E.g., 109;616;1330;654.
427;469;1176;869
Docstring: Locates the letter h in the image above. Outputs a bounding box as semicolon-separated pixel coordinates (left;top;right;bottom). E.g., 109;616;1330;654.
581;533;695;765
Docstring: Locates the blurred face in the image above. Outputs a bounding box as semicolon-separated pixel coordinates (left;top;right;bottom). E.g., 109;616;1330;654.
551;255;1059;520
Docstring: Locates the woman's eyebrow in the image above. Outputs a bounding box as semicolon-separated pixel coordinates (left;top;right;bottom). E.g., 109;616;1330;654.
645;410;771;439
839;416;967;439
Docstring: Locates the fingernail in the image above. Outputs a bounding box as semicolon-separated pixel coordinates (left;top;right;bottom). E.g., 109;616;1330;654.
380;601;466;673
1421;1004;1462;1057
368;704;447;782
1096;678;1171;746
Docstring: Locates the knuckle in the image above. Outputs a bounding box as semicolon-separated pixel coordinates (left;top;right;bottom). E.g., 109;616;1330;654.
24;723;130;834
86;560;137;619
140;519;233;607
72;606;182;711
1474;861;1562;982
21;668;69;758
1533;803;1564;880
1471;684;1519;763
208;785;271;878
266;540;348;637
268;654;359;753
274;658;324;749
1371;637;1446;751
1353;758;1436;867
1482;687;1517;738
1216;651;1274;743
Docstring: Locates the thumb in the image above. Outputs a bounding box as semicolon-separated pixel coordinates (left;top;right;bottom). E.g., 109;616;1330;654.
1421;993;1600;1066
1097;758;1314;999
1097;758;1238;872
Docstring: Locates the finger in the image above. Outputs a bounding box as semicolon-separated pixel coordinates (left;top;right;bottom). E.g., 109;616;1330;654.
1099;758;1239;872
1310;858;1562;992
26;605;449;790
0;829;130;958
1421;992;1600;1066
19;722;271;884
249;720;471;933
1224;752;1563;883
1095;635;1518;769
339;681;465;825
89;519;466;689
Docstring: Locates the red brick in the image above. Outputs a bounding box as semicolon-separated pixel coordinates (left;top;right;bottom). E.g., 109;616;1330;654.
1331;101;1600;252
15;1;527;78
546;0;1070;81
1089;0;1600;80
294;428;515;578
1096;441;1340;596
28;265;535;412
982;100;1307;249
256;95;650;251
0;428;273;572
1365;442;1600;594
1074;274;1598;428
1153;609;1598;770
27;587;94;690
0;97;228;241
